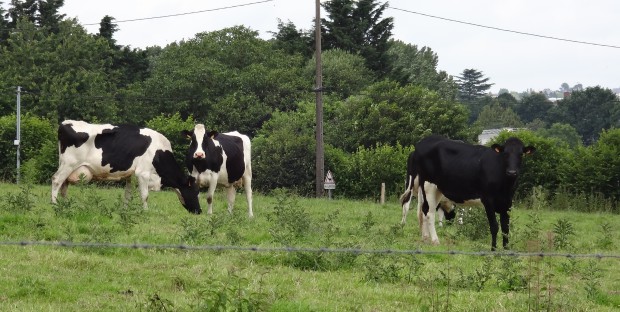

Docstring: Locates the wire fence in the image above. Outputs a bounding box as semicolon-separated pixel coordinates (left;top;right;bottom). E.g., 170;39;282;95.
1;240;619;259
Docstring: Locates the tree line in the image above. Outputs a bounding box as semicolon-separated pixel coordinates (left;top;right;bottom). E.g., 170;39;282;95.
1;0;619;205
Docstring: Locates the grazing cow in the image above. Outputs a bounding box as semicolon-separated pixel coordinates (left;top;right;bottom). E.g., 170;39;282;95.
51;120;201;214
183;124;253;217
408;135;535;250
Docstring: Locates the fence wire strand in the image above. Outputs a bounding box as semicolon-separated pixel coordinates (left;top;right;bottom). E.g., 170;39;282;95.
1;240;618;259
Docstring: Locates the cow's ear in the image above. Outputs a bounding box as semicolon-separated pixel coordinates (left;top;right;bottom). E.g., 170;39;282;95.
491;144;503;153
181;130;193;138
523;146;536;155
208;131;218;138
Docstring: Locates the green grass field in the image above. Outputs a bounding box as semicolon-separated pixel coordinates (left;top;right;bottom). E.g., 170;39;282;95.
0;182;619;311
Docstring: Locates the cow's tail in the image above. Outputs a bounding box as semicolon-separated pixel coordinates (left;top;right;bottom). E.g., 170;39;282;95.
399;151;418;206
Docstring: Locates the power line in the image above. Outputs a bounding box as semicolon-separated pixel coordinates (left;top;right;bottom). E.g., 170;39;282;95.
82;0;275;26
389;6;620;49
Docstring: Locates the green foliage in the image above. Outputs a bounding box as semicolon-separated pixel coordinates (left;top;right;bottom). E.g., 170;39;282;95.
305;49;374;100
582;129;620;200
474;103;524;129
267;189;310;245
453;256;494;291
178;217;208;245
136;26;308;135
363;254;407;283
548;86;620;144
117;191;144;234
595;222;614;250
537;123;582;148
322;0;394;76
328;80;473;152
193;269;268;312
142;293;174;312
329;143;412;200
515;92;553;124
253;104;316;195
582;260;604;300
456;68;493;103
386;40;458;100
0;113;56;182
270;19;314;58
552;218;575;250
0;19;120;122
496;256;527;291
21;138;58;184
2;183;35;212
454;207;489;242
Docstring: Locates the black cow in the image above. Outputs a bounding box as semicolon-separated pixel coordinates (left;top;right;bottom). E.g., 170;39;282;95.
183;124;253;217
406;135;535;250
51;120;201;214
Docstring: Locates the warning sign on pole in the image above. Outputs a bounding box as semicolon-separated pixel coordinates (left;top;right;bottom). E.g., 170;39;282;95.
324;170;336;190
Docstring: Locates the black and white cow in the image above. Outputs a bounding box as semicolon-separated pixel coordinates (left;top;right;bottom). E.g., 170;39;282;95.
51;120;201;214
406;135;535;250
183;124;253;217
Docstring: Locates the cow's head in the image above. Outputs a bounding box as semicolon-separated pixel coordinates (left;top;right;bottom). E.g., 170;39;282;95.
182;124;221;172
491;137;536;177
439;200;457;221
175;176;202;214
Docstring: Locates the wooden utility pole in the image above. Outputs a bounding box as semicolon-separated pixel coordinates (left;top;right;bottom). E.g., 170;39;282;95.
314;0;324;197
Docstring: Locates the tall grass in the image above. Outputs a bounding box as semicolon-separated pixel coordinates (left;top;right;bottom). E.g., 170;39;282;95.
0;183;619;311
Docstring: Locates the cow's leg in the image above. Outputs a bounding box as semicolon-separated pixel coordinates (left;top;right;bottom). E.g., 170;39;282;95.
483;201;499;251
424;184;442;245
400;175;415;225
499;211;510;249
401;188;412;225
225;186;236;214
416;187;428;241
206;180;218;215
417;184;441;244
51;166;73;203
243;173;253;218
135;175;150;210
59;180;69;198
437;205;445;227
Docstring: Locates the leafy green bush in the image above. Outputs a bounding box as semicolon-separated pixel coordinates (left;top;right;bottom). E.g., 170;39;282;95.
193;269;268;312
567;128;620;201
329;143;413;200
0;114;56;182
22;139;58;184
253;108;316;195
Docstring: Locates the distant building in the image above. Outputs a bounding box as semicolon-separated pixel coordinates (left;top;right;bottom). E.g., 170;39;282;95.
478;127;524;145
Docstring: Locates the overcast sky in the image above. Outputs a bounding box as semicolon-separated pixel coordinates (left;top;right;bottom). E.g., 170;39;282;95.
55;0;620;94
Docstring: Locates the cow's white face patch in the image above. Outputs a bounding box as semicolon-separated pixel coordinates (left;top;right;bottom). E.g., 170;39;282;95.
193;124;206;158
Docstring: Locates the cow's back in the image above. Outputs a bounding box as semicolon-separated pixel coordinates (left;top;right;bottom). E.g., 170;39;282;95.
57;121;169;179
415;136;490;202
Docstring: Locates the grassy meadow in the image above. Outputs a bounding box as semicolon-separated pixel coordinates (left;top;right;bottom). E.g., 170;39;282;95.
0;182;619;311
